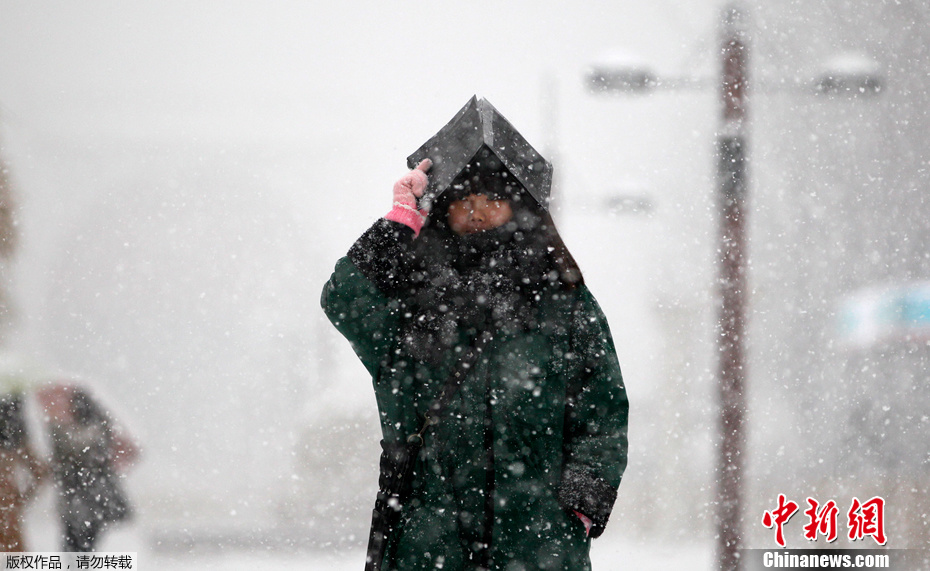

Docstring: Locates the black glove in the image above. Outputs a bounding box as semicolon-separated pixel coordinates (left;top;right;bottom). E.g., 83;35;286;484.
557;465;618;539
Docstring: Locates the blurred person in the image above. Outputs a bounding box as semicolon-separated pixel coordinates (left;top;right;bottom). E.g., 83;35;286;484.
0;391;47;551
37;383;139;552
322;98;629;570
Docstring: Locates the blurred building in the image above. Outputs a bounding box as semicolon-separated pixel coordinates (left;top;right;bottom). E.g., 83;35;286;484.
746;0;930;548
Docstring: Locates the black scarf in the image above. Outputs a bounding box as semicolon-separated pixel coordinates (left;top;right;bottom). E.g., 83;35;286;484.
401;224;553;365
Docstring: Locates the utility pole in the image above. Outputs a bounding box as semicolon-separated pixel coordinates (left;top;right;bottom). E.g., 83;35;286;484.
715;4;749;570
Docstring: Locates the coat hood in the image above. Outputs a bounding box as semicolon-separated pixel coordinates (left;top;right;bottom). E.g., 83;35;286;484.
407;96;553;210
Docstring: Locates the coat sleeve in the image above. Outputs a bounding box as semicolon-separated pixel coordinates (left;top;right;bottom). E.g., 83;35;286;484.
557;286;629;538
320;219;414;376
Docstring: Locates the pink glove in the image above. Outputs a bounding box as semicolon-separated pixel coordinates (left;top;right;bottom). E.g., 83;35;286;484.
385;159;432;236
574;510;593;537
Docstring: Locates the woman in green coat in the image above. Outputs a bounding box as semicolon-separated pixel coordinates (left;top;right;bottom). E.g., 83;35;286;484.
322;100;628;571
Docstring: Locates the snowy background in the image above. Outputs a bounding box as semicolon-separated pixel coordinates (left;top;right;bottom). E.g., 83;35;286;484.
0;1;927;568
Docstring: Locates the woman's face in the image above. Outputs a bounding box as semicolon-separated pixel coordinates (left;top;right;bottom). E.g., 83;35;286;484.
447;193;514;235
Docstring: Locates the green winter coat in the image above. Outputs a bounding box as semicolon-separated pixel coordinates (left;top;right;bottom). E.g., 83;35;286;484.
322;221;628;571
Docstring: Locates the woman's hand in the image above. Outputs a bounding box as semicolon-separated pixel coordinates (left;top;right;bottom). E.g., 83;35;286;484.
574;510;593;537
385;159;432;236
393;159;432;210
